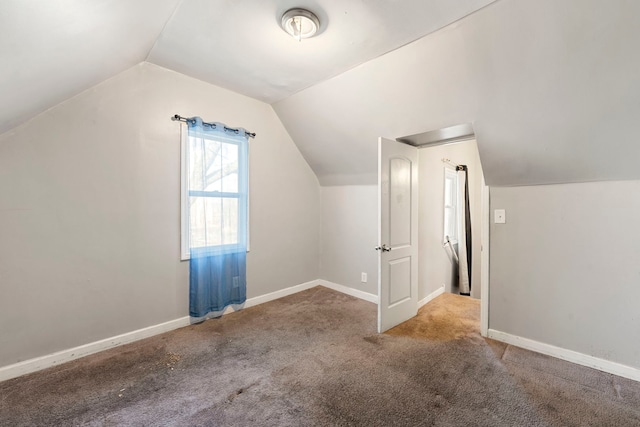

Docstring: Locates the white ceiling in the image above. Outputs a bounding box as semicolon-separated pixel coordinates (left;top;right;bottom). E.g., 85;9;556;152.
0;0;495;136
147;0;496;103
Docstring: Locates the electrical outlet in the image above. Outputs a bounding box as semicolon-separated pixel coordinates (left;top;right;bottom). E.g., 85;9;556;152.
232;276;240;288
361;272;368;283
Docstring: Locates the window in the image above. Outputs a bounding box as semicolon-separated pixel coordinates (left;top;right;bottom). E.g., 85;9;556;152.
181;123;249;260
443;168;458;243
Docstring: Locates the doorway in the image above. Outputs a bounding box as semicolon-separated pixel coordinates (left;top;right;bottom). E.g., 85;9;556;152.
417;139;484;300
378;134;489;335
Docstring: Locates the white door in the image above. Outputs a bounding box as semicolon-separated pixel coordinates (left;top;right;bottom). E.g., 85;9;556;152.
377;137;418;333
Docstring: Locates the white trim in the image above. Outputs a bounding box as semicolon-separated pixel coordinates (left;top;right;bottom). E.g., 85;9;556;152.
180;123;189;260
0;316;191;383
244;280;318;308
487;329;640;382
377;137;383;333
246;138;251;252
443;167;459;244
213;280;320;316
418;285;445;309
480;183;489;336
318;280;379;304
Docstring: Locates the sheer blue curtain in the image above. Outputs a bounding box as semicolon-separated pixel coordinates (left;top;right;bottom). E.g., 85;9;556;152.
186;117;248;321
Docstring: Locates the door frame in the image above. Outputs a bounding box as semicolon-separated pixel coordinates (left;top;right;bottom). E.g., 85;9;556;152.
480;180;489;336
378;137;490;336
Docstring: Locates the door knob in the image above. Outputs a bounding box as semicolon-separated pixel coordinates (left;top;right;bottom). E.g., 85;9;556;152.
375;244;391;252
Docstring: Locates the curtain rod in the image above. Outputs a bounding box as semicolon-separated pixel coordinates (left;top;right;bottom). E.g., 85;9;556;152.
441;158;468;171
441;158;459;168
171;114;256;139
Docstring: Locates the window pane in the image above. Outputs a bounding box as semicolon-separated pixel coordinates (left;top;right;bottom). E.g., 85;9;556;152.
220;197;239;245
189;196;239;248
444;207;452;239
188;137;240;193
221;143;238;193
443;171;458;241
189;137;216;191
203;138;222;192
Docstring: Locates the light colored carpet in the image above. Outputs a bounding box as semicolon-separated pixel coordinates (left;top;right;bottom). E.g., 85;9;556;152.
386;292;481;342
1;286;639;426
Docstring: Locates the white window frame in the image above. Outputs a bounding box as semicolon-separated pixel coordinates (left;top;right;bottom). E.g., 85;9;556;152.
443;167;459;244
180;124;250;261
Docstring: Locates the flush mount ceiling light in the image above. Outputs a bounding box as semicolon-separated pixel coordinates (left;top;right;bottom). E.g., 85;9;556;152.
281;8;320;41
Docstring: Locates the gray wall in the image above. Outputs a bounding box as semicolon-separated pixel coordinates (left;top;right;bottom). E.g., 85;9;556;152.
0;62;320;367
418;141;484;300
490;181;640;369
320;186;378;296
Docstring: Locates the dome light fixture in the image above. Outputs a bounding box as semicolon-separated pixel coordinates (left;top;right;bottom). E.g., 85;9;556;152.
281;8;320;41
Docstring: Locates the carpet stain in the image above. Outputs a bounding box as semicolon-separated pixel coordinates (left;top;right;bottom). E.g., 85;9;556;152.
227;385;251;403
224;379;263;405
434;394;448;408
385;292;481;342
161;352;182;370
363;335;382;345
615;383;623;399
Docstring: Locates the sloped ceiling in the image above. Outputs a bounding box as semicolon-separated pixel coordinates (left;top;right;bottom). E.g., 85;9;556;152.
0;0;182;135
4;0;639;188
0;0;495;135
147;0;496;103
274;0;640;186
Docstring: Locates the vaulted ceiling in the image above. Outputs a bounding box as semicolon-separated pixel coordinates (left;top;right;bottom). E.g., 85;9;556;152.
274;0;640;186
3;0;639;187
0;0;180;135
0;0;494;134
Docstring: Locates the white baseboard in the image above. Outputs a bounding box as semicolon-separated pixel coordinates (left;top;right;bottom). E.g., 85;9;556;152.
488;329;640;382
0;316;191;383
418;285;445;309
317;280;379;304
243;279;319;310
0;279;321;383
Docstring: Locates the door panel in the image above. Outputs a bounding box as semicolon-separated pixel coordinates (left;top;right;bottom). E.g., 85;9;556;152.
378;137;418;333
389;157;411;247
389;257;411;306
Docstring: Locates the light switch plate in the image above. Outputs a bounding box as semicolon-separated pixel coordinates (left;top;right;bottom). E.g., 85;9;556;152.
494;209;506;224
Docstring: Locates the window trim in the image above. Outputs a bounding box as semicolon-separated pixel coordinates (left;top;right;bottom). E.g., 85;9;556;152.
443;167;459;245
180;124;250;261
180;124;189;260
